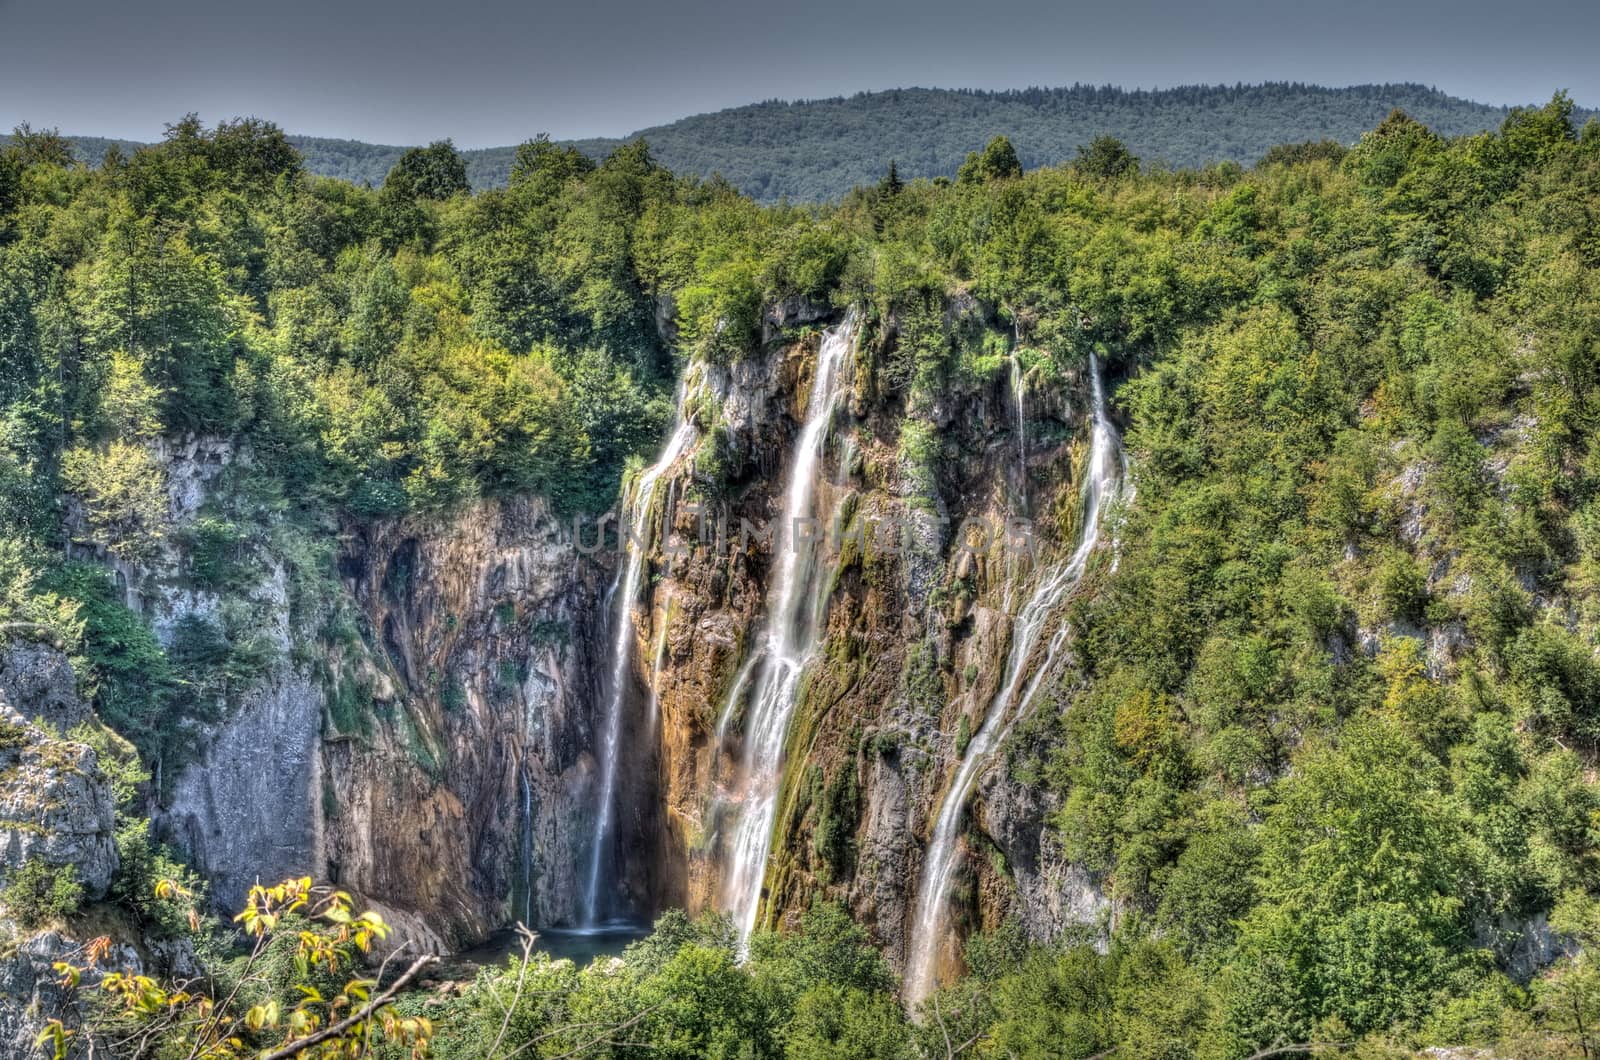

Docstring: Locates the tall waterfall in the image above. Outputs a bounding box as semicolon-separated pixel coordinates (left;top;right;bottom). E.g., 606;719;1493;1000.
519;766;533;926
581;398;697;926
1010;346;1027;506
720;315;858;947
904;353;1123;1005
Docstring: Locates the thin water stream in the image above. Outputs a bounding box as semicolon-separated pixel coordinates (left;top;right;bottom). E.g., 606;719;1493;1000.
903;354;1123;1005
719;316;859;948
580;397;697;925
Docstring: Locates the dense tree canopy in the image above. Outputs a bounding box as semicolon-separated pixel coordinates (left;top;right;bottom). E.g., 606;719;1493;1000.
5;92;1600;1057
15;83;1595;202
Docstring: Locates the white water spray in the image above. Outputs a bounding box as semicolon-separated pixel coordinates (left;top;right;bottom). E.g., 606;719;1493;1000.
904;353;1123;1005
720;315;858;947
581;399;697;926
715;652;762;747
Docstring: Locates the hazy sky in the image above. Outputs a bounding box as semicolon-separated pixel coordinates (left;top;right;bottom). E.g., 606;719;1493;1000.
2;0;1596;147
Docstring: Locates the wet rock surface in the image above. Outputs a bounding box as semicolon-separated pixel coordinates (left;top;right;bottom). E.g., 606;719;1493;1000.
319;496;602;947
47;301;1121;976
635;307;1105;972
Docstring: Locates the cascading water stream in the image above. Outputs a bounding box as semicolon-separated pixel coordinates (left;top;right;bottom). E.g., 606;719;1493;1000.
1010;346;1027;504
720;314;858;948
903;353;1123;1005
714;653;762;747
581;398;697;926
520;767;533;926
1003;341;1030;613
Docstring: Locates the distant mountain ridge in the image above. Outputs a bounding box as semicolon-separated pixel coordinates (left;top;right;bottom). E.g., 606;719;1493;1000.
18;82;1596;202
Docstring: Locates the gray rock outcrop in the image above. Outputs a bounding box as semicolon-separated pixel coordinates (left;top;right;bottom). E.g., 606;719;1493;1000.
0;646;118;899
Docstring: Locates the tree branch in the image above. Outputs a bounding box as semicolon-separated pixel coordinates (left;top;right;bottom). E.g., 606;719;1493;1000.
487;925;537;1059
1244;1045;1353;1059
257;955;436;1060
932;992;953;1060
356;944;407;1059
498;1002;663;1060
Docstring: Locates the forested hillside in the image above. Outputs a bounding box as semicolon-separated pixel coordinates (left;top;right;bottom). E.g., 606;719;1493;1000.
15;82;1596;201
6;93;1600;1058
560;81;1582;200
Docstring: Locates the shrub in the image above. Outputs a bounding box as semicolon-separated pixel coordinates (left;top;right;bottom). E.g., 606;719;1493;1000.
1374;547;1429;623
109;820;206;938
46;878;431;1059
2;859;83;929
0;719;29;750
184;516;248;590
897;420;939;504
813;764;860;877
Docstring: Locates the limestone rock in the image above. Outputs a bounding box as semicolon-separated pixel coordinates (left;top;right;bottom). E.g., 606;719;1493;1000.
0;931;92;1058
0;643;90;732
0;653;118;899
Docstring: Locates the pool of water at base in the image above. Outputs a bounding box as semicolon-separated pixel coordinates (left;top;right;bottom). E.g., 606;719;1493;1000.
450;920;652;973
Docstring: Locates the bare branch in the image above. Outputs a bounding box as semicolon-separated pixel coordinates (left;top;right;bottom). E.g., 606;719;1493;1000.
487;924;538;1059
952;1031;986;1056
1244;1045;1353;1060
188;926;273;1060
498;1002;664;1060
932;992;953;1060
543;1004;661;1060
257;955;436;1060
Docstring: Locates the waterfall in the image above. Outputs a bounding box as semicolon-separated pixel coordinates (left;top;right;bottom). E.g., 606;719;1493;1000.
714;652;762;747
904;353;1123;1006
720;314;858;948
1003;342;1030;613
520;766;533;926
1010;345;1027;507
581;396;698;926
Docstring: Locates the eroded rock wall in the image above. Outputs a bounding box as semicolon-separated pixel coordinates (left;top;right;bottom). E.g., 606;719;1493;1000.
56;298;1118;970
0;644;118;899
620;303;1113;969
321;496;602;947
71;436;604;951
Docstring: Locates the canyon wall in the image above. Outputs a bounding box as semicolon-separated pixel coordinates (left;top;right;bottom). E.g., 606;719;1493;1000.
42;297;1119;972
613;301;1116;974
72;439;609;951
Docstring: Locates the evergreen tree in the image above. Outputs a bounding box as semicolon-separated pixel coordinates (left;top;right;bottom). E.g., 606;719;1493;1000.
881;159;903;195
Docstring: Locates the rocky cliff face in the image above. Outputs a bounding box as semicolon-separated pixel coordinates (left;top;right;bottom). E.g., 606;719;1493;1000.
0;643;118;899
610;301;1114;971
318;496;603;947
69;437;324;914
66;436;603;952
0;645;124;1058
49;298;1117;973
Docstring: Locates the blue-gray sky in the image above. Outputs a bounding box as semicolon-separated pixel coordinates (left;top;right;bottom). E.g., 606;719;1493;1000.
2;0;1596;147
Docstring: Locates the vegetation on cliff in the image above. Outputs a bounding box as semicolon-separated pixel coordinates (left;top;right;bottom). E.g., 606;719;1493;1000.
3;87;1600;1056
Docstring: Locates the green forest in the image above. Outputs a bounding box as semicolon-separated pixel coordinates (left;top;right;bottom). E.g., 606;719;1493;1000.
7;89;1600;1058
16;82;1594;202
